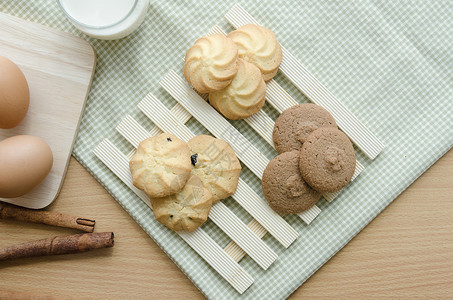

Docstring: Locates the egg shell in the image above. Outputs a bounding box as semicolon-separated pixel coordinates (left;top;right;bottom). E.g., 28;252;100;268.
0;56;30;129
0;135;53;198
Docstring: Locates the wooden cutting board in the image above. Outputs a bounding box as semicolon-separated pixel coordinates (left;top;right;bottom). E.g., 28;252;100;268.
0;12;96;209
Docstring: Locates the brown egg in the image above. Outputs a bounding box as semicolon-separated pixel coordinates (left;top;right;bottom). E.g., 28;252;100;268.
0;135;53;198
0;56;30;129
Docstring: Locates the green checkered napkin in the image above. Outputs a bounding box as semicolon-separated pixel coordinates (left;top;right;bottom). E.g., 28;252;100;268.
2;1;452;298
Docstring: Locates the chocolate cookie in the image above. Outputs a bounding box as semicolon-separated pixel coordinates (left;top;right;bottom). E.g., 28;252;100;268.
272;103;337;154
261;150;321;215
299;127;356;192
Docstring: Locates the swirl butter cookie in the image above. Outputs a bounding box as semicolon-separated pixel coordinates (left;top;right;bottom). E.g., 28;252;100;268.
184;33;239;93
129;133;191;198
228;24;282;81
188;135;241;203
262;150;321;215
273;103;337;154
209;59;266;120
299;127;356;192
150;174;213;232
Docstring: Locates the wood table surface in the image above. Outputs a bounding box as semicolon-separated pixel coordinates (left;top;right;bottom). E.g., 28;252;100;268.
1;149;452;299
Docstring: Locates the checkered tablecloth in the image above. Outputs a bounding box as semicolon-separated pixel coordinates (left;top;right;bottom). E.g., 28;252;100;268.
2;1;452;299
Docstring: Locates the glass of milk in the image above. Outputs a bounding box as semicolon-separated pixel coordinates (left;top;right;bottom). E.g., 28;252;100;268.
58;0;149;40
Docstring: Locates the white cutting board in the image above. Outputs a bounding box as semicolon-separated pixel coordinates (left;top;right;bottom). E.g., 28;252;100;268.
0;12;96;209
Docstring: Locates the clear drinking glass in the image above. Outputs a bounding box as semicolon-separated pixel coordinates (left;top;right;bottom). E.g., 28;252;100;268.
58;0;149;40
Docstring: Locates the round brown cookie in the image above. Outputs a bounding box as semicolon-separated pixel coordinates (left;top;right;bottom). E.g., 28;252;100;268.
272;103;337;154
261;150;321;215
188;135;241;204
129;133;192;198
299;127;356;192
150;174;213;232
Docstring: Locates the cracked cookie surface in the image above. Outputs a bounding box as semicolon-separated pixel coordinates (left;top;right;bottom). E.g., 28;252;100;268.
262;150;321;215
273;103;337;154
299;127;356;192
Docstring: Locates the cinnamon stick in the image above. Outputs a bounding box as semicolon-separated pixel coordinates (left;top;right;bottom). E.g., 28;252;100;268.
0;232;114;261
0;202;95;232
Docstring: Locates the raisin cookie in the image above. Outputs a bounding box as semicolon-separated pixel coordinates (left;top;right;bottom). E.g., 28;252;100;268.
299;127;356;192
228;24;282;81
273;103;337;154
209;59;266;120
184;33;239;93
261;150;321;215
150;174;213;232
188;135;241;203
129;133;191;198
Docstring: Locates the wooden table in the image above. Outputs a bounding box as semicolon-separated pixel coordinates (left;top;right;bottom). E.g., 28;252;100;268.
1;149;452;299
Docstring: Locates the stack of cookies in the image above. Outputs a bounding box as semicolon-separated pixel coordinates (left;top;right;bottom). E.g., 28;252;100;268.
184;24;282;120
262;104;356;215
129;133;241;232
